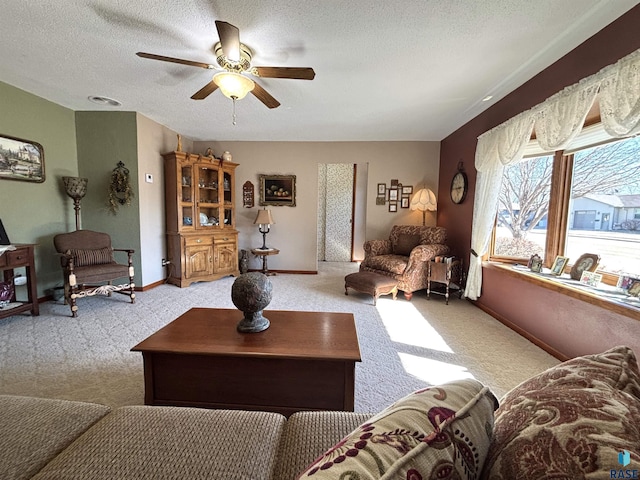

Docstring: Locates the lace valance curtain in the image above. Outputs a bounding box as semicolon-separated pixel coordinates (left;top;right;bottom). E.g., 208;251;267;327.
465;48;640;300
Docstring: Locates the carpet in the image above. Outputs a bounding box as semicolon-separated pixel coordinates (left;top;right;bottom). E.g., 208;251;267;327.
0;262;559;413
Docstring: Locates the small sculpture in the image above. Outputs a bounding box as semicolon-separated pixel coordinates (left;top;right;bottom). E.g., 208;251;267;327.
176;134;182;152
231;272;272;333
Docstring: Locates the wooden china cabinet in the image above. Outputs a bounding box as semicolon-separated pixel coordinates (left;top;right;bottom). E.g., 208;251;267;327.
163;151;240;287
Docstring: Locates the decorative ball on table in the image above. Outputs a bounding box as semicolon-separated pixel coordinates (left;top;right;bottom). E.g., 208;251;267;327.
231;272;273;333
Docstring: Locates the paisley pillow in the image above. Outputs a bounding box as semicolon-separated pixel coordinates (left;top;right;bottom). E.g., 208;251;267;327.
481;346;640;479
297;378;497;479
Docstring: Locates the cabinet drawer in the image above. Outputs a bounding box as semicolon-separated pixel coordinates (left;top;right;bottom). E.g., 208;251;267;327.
184;236;213;247
0;254;6;268
7;249;29;267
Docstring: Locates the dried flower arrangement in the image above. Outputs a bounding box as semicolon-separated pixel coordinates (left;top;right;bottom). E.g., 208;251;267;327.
108;161;134;214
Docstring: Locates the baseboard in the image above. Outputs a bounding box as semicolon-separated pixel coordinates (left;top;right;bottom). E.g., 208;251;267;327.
139;279;164;291
247;269;318;275
470;299;570;362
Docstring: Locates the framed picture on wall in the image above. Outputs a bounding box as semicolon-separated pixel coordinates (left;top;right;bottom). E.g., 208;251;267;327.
0;134;45;183
402;186;413;195
376;196;386;205
401;196;410;208
388;188;398;201
259;174;296;207
388;202;397;212
377;183;386;195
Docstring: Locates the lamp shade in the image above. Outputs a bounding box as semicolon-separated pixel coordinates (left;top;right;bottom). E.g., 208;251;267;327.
254;209;275;226
213;72;255;100
410;188;437;212
62;176;88;200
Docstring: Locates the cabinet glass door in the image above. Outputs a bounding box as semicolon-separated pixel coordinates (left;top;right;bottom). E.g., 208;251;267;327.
180;164;194;229
223;171;233;227
197;166;220;228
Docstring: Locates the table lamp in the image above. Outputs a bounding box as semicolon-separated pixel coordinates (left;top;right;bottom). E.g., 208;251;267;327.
254;209;275;250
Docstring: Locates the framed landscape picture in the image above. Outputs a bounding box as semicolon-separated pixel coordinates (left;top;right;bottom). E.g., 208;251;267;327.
0;134;45;183
259;174;296;207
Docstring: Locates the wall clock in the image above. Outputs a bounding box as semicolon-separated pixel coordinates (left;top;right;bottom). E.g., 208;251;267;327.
450;168;468;204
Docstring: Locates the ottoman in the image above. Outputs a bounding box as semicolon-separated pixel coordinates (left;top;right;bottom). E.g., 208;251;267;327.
344;271;398;305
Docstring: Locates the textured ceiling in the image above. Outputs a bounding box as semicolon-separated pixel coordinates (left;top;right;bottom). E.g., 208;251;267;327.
1;1;638;141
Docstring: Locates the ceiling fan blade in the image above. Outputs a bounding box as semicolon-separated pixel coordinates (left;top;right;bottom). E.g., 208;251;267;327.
251;82;281;109
215;20;240;62
191;81;219;100
136;52;214;70
253;66;316;80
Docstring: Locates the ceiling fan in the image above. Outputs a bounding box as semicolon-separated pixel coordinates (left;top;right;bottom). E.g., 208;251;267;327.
136;20;315;110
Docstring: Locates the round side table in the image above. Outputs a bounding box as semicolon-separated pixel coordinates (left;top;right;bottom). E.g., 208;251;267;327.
251;248;280;276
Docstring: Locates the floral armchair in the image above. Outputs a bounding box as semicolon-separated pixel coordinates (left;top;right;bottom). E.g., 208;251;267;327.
360;225;449;300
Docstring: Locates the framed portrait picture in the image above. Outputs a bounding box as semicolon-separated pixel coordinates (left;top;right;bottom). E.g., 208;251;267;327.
259;174;296;206
0;134;45;183
569;253;600;280
402;185;413;195
388;188;398;201
377;183;386;195
375;196;386;206
401;196;410;208
550;256;569;275
388;202;397;212
390;179;399;187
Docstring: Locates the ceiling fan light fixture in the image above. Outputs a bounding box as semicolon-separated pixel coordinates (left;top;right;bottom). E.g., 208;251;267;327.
213;72;255;100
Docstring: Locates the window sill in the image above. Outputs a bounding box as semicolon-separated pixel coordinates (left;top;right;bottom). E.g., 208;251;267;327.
485;262;640;321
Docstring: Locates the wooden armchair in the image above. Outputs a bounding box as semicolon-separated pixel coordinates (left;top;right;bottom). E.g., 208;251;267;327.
360;225;449;300
53;230;135;317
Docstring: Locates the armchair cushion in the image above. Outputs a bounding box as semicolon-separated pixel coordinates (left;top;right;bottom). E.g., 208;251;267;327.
392;233;420;256
365;255;408;275
68;247;114;267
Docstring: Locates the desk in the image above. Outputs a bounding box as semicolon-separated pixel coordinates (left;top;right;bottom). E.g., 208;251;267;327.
251;248;279;275
131;308;361;416
0;244;39;319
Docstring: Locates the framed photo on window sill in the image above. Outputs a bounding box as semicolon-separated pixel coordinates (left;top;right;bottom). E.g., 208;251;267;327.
550;256;569;276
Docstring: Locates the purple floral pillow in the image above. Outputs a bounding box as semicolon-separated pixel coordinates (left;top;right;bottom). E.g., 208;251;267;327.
481;346;640;479
297;379;497;480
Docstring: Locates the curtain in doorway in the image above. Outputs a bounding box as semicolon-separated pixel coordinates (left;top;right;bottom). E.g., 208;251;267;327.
318;164;354;261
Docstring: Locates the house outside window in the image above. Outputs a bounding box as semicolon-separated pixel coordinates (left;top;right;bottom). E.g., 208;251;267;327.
491;128;640;280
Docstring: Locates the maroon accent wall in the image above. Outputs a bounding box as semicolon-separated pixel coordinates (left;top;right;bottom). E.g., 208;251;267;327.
438;5;640;359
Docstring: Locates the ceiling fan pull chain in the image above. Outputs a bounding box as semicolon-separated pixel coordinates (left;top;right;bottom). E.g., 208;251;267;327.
232;97;237;125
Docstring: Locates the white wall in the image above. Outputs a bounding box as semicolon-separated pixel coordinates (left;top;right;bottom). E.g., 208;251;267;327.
136;113;189;286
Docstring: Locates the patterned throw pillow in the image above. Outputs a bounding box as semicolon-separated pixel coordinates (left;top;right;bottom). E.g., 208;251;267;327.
68;247;114;267
297;379;497;479
481;346;640;479
393;233;421;256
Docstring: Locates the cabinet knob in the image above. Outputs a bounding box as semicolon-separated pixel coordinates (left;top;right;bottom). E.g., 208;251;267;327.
197;239;202;243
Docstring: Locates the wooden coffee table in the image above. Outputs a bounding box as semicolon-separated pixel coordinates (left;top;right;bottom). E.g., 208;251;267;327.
131;308;361;416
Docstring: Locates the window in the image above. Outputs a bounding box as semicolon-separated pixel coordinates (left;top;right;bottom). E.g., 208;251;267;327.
493;155;552;259
491;126;640;281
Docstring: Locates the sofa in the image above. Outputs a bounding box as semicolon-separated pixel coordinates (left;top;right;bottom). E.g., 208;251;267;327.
2;346;638;479
360;225;449;300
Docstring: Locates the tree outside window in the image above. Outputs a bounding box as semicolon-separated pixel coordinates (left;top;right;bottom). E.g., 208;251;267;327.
492;134;640;276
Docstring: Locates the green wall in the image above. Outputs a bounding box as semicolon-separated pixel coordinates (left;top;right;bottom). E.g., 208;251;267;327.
75;112;142;283
0;81;78;295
